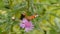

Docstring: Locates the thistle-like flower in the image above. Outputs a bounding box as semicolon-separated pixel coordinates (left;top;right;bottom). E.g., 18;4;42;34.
20;18;34;32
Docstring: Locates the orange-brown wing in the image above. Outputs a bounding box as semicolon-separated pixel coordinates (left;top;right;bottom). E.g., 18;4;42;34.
30;16;35;19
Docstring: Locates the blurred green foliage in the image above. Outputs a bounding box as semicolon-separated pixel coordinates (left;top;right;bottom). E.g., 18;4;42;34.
0;0;60;34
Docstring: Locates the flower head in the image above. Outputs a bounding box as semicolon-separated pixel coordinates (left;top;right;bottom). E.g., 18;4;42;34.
20;18;34;32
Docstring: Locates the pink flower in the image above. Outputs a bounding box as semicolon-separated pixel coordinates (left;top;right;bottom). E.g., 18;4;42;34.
20;18;34;32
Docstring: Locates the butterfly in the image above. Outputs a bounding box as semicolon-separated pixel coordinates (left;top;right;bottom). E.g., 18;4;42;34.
20;13;38;20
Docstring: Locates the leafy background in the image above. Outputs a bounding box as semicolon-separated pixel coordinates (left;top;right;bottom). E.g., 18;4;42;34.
0;0;60;34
